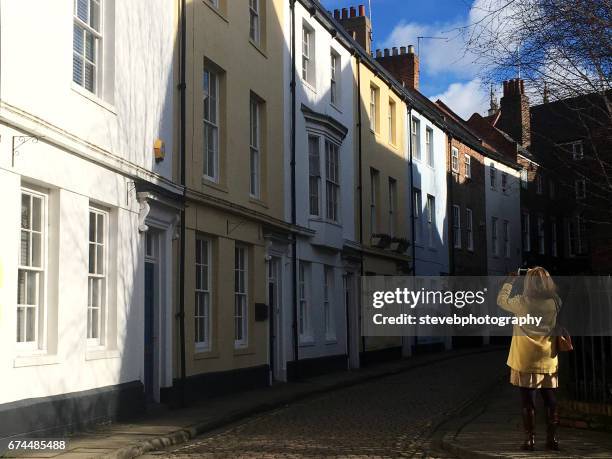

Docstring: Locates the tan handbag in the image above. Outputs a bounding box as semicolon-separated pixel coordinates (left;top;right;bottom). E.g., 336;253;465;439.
553;298;573;352
556;326;574;352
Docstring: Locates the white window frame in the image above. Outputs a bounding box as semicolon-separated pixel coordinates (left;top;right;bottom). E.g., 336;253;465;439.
520;168;528;189
451;147;459;173
465;208;473;251
425;127;434;167
87;206;108;347
370;86;378;132
464;154;471;178
302;24;314;85
325;140;340;222
561;140;584;160
298;261;312;342
491;216;498;256
388;178;397;237
537;215;545;255
234;245;248;348
249;0;260;44
308;135;321;216
324;266;336;341
73;0;102;95
330;51;339;106
195;237;212;352
501;172;508;194
503;220;510;258
490;164;497;189
249;95;261;198
426;194;435;248
203;67;219;182
452;205;461;249
370;169;379;234
388;99;396;145
522;212;531;252
17;188;47;351
413;188;422;245
411;117;421;160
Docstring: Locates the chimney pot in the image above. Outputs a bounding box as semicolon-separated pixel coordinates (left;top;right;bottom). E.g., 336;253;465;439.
358;4;366;16
392;47;398;56
384;48;390;57
376;49;382;58
334;9;340;19
350;6;356;17
400;46;407;54
408;45;415;54
341;7;348;19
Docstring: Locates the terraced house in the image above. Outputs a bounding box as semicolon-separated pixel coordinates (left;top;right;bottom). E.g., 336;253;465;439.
175;0;294;399
0;0;181;436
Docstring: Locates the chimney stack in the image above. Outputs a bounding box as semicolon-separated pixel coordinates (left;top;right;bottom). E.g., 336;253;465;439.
333;9;340;20
375;45;420;90
336;4;372;54
499;78;531;146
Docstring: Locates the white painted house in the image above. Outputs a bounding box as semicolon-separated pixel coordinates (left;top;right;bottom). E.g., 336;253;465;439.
279;0;358;380
408;107;449;276
484;156;522;274
0;0;181;437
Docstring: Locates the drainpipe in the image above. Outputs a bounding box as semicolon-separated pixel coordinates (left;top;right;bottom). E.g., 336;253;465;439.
408;107;416;274
290;0;299;380
178;0;187;407
356;56;365;364
447;134;455;275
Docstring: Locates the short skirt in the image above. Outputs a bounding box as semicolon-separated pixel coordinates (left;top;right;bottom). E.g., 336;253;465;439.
510;369;559;388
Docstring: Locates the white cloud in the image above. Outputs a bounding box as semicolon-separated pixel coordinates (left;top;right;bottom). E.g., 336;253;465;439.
430;78;489;119
379;20;480;79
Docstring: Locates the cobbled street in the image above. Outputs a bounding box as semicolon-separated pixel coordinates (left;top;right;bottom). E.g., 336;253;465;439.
142;350;507;458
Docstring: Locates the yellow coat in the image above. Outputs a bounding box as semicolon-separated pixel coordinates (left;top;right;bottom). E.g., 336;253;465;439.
497;282;559;374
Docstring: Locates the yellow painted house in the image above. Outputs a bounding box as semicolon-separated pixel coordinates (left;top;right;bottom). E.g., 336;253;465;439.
170;0;293;400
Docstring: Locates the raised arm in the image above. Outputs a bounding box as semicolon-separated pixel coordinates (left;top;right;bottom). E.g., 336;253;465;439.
497;281;523;315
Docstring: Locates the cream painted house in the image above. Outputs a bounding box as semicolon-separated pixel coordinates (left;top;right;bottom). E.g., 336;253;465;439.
175;0;296;396
0;0;181;437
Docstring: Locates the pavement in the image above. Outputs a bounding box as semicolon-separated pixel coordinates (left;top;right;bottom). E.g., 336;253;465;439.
440;375;612;458
140;349;509;458
2;347;500;459
5;346;612;459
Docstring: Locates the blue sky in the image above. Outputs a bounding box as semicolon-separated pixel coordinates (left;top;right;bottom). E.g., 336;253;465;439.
321;0;491;118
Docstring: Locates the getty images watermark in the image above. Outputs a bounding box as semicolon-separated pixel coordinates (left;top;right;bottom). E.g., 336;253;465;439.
361;276;612;337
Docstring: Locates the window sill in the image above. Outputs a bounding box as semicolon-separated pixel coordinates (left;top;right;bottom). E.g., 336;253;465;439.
195;349;219;360
299;337;315;347
330;102;342;113
233;345;254;356
309;216;342;228
14;354;59;368
249;39;267;58
302;80;317;94
202;177;228;193
325;338;338;345
203;1;229;23
249;196;268;209
85;349;120;361
71;83;117;115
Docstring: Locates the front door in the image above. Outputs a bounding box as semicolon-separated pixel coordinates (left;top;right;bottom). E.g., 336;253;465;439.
144;231;158;403
144;261;155;402
268;257;283;381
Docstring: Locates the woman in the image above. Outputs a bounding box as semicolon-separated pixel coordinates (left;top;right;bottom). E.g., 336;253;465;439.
497;267;560;451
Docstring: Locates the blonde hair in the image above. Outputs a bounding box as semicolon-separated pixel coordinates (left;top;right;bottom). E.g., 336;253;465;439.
523;266;557;300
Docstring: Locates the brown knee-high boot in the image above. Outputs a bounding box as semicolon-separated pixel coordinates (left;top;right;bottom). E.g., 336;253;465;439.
546;407;560;450
521;408;536;451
